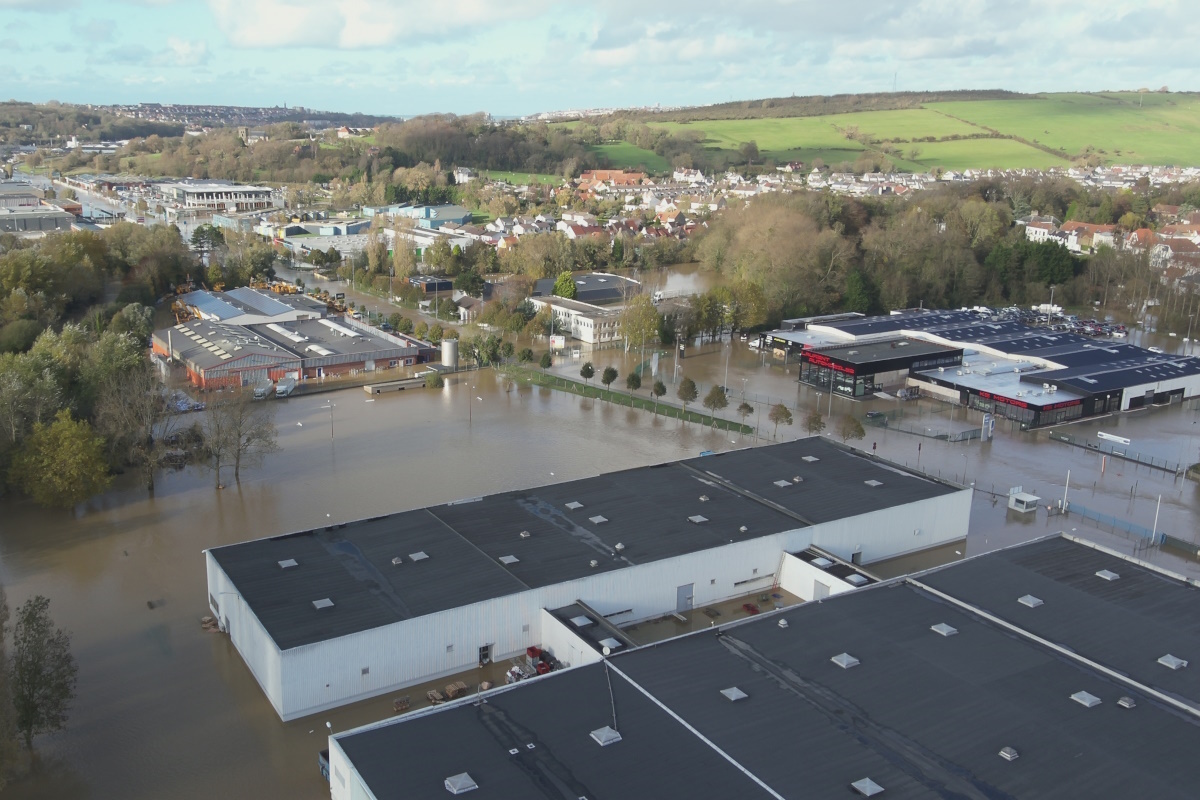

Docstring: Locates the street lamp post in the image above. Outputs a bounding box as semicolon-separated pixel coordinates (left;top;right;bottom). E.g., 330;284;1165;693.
1186;313;1195;356
320;403;336;440
1047;285;1056;328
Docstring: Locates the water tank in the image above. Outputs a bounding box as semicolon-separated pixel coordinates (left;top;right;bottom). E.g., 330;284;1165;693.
441;338;458;369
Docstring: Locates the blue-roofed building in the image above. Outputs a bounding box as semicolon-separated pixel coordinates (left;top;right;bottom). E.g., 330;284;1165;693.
177;288;327;326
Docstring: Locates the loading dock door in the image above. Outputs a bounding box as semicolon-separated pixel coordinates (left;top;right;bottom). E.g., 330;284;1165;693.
676;583;694;613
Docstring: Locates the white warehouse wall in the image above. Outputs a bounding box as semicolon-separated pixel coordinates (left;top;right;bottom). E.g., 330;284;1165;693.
230;487;970;721
538;609;605;669
205;552;284;717
777;552;858;600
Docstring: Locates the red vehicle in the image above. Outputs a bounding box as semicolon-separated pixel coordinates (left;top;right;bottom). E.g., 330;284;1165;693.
742;603;761;615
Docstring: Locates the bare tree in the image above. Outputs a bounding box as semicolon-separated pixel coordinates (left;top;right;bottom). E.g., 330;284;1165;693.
202;390;279;487
96;363;181;492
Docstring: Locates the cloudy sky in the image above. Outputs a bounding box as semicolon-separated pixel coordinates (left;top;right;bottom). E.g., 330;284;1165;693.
0;0;1190;116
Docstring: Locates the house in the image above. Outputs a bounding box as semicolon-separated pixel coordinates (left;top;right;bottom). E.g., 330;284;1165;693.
1024;221;1057;243
456;295;482;323
562;223;605;241
452;167;476;185
578;169;645;187
672;168;707;184
1151;238;1200;271
1126;228;1158;251
1058;221;1116;253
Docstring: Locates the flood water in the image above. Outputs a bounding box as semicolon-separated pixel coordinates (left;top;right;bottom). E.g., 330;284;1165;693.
2;332;1198;799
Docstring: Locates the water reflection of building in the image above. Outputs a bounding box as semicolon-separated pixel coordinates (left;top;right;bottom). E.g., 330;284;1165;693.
327;534;1200;800
758;309;1200;427
205;437;970;721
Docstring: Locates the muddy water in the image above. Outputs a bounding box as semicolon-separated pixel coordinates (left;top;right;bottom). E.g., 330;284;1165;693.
0;374;755;800
2;340;1198;799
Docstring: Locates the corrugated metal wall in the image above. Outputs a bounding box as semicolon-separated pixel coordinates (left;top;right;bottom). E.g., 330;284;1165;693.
246;490;969;720
206;552;285;716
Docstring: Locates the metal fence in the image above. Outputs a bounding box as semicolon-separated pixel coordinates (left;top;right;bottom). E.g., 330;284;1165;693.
1066;501;1164;544
1048;431;1183;475
865;415;982;443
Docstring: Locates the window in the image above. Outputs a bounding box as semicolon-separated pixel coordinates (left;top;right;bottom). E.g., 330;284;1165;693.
446;644;454;653
361;667;369;676
710;579;716;585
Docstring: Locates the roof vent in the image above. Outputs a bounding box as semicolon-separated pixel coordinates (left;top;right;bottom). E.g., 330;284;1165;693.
409;551;429;562
864;479;883;487
999;746;1019;762
589;559;599;568
1018;594;1043;608
499;555;520;565
1095;569;1119;581
699;494;709;502
1158;654;1188;670
570;615;593;627
802;456;820;463
720;686;748;702
778;618;789;628
1071;691;1102;708
739;525;748;533
588;515;608;524
774;480;792;488
278;559;298;569
391;556;403;566
831;652;860;669
1118;696;1137;709
590;726;622;746
931;623;958;637
312;598;334;610
615;542;625;551
565;501;584;510
793;476;802;483
519;530;531;539
811;557;833;569
851;777;885;796
688;515;709;524
845;574;868;586
444;773;478;795
599;637;622;650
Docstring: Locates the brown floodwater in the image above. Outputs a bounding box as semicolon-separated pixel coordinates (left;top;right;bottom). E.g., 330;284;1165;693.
1;339;1198;799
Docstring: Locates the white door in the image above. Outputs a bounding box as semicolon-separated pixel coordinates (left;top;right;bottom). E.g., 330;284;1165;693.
813;581;830;601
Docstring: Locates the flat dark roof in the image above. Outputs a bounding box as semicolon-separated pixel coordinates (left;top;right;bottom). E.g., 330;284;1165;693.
811;337;960;366
209;439;957;650
339;536;1200;799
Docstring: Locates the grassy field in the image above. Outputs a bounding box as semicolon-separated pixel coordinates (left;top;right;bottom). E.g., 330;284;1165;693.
639;93;1200;169
927;93;1200;164
590;141;672;172
481;170;562;185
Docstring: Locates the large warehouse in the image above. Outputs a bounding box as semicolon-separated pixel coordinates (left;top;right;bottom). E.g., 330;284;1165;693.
759;308;1200;425
205;438;970;721
327;534;1200;800
153;315;435;389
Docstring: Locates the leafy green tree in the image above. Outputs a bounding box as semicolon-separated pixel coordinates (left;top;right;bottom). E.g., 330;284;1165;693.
95;362;179;492
397;316;414;334
838;414;866;443
768;403;793;439
580;361;594;388
425;371;445;389
651;380;666;415
107;303;155;341
11;595;77;750
600;366;618;398
500;340;515;363
539;351;552;371
9;410;110;507
387;313;404;331
625;371;641;393
702;384;729;427
428;324;444;345
552;271;577;299
453;270;485;296
804;409;826;435
518;347;534;364
677;377;698;419
414;320;429;340
736;401;754;435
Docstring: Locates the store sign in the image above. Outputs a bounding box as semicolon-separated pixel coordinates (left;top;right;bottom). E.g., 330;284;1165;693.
1044;399;1082;410
977;390;1028;409
804;352;855;375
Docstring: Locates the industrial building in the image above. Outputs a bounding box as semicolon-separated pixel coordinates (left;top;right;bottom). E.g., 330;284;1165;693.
327;533;1200;800
759;308;1200;425
156;179;277;212
0;205;75;233
153;314;435;389
174;287;328;325
205;438;970;721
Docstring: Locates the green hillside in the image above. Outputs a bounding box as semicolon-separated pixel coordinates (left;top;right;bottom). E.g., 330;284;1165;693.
631;92;1200;171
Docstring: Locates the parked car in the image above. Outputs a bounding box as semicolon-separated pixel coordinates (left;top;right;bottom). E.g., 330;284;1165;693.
741;603;761;615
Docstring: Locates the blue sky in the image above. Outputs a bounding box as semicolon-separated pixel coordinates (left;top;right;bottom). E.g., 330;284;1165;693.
0;0;1192;117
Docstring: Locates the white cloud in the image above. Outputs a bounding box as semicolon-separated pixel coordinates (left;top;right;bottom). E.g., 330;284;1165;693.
207;0;548;49
161;37;209;66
